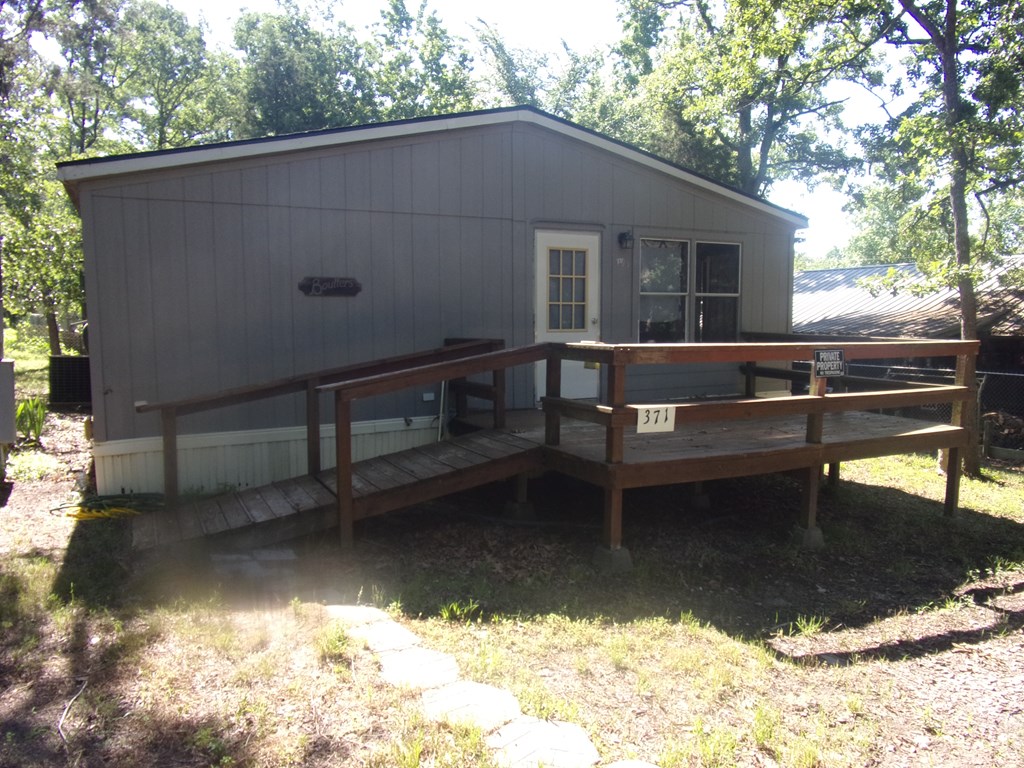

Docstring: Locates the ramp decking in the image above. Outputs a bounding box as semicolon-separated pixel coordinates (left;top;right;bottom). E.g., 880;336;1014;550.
131;429;543;551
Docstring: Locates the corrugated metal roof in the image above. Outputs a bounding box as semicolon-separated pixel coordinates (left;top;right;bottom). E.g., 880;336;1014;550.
793;256;1024;338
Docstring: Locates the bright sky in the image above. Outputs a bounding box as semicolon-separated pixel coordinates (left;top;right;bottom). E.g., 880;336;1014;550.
168;0;862;259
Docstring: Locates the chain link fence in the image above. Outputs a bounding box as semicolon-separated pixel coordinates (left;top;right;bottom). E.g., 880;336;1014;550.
846;363;1024;452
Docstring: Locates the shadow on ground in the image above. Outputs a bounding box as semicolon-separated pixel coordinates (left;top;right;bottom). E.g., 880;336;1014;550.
102;464;1024;650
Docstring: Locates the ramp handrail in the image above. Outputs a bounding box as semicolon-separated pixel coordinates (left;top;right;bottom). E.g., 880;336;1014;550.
323;343;551;547
137;339;505;503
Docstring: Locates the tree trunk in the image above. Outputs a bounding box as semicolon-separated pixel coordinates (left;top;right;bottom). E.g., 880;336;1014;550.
902;0;983;476
43;303;62;358
940;1;981;476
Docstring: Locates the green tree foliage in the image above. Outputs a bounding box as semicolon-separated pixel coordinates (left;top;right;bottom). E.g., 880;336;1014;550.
1;81;84;355
0;0;46;102
52;0;133;155
850;0;1024;473
119;0;212;149
1;0;60;359
366;0;476;121
232;1;375;137
614;0;886;195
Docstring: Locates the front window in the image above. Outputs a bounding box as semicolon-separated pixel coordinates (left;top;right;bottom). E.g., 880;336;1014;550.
639;239;688;342
638;238;740;342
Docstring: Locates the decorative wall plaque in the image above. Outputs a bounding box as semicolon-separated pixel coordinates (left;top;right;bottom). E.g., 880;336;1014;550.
298;277;362;297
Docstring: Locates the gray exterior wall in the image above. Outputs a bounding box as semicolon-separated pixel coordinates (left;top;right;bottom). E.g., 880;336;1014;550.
76;118;800;443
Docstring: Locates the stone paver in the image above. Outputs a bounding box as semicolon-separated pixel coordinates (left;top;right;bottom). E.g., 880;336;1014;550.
487;716;600;768
321;606;632;767
323;604;391;625
344;619;421;652
422;680;522;732
377;646;460;689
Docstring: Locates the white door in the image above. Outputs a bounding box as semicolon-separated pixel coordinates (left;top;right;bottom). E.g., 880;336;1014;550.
534;230;601;401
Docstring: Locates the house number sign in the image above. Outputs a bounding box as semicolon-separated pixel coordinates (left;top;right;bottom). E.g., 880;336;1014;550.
298;277;362;297
813;349;846;378
635;405;676;434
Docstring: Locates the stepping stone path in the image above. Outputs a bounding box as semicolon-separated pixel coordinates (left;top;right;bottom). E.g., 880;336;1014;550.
323;604;661;768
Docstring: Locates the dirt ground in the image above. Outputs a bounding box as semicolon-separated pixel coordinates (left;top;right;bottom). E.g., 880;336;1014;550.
2;411;1023;767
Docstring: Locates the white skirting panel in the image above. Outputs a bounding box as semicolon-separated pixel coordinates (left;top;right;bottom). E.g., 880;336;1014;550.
93;416;441;496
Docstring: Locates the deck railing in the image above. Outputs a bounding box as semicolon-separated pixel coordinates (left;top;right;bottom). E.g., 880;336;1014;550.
136;338;506;503
541;339;978;538
139;336;979;546
542;339;978;461
319;343;551;547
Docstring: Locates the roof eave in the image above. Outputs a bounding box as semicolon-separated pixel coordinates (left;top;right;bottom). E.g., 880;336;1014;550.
56;107;808;228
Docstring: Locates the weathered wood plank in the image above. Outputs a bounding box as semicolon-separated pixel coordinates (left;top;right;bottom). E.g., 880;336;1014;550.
273;478;317;512
218;495;251;530
353;457;420;491
420;441;491;470
193;497;229;535
254;483;298;519
353;449;543;520
294;474;336;507
385;451;454;482
238;488;277;524
316;468;378;498
454;432;528;460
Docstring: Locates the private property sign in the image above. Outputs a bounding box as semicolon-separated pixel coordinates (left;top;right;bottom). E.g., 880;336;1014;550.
814;349;846;378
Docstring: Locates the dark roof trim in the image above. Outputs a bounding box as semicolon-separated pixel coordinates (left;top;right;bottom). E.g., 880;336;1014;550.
57;105;807;226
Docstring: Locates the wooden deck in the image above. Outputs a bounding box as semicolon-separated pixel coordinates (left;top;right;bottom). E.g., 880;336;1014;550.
131;337;979;558
131;429;543;551
131;411;965;552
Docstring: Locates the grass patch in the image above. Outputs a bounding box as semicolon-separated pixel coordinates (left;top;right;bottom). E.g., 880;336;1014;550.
3;450;1023;767
5;326;50;400
4;450;61;481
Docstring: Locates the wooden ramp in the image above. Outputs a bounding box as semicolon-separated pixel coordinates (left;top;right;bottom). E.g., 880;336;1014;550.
131;430;543;551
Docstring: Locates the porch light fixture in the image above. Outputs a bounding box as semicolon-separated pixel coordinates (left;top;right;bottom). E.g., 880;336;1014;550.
617;230;635;249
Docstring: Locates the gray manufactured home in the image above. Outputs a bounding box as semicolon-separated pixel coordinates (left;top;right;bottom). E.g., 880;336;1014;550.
58;107;807;495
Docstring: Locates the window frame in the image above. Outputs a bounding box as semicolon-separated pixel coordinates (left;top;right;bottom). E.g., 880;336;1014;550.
637;237;742;343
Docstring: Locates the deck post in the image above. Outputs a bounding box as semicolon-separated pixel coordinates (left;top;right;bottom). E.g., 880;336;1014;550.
306;379;321;475
161;407;179;506
593;483;632;571
605;360;626;464
334;392;354;550
505;472;534;520
943;445;962;516
744;361;756;398
492;367;506;429
800;364;826;547
798;466;825;549
545;348;561;446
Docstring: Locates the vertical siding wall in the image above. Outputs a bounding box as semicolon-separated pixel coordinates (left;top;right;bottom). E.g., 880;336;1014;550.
512;123;796;400
79;118;801;492
82;126;522;444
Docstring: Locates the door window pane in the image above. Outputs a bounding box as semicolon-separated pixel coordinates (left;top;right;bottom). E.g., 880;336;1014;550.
547;247;587;331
